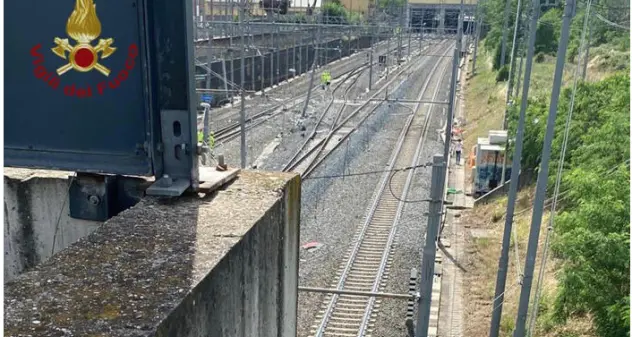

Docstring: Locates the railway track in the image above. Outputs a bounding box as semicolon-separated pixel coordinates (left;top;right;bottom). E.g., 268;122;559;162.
214;63;368;143
306;44;452;337
205;37;418;136
282;40;449;176
280;65;368;171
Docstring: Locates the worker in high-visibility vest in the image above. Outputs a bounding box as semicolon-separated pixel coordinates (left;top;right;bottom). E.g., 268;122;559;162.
321;71;331;90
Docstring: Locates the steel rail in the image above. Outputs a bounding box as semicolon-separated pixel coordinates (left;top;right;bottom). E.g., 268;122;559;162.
208;38;413;137
310;42;453;337
283;40;447;175
281;66;367;171
299;41;450;178
357;58;452;337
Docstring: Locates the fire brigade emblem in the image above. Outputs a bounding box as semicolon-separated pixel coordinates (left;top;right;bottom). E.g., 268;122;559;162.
52;0;116;76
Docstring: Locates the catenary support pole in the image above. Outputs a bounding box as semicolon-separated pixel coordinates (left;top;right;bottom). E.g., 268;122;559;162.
513;0;575;335
387;25;391;81
415;155;445;337
515;52;524;97
398;2;404;62
206;39;213;89
487;0;541;334
442;0;463;164
369;24;374;90
503;0;523;127
238;0;247;168
471;10;482;74
526;3;590;334
301;15;321;118
229;29;235;104
417;1;463;334
500;0;523;184
276;23;281;86
581;1;594;80
221;58;230;102
408;6;412;58
499;0;512;67
270;27;275;89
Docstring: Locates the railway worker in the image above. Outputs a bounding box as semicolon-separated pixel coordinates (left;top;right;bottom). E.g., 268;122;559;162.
321;70;331;90
455;139;463;165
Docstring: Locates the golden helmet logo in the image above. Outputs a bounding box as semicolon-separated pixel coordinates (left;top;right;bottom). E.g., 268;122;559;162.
30;0;139;98
52;0;116;76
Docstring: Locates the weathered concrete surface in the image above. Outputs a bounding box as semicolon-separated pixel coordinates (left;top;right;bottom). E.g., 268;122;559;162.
5;170;301;337
4;168;102;283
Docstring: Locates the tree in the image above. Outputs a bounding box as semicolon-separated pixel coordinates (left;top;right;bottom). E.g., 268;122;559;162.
376;0;405;16
535;8;562;55
552;165;630;337
548;73;630;337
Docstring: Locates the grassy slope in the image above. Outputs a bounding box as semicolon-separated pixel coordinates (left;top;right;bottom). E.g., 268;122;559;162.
462;47;558;182
459;43;621;337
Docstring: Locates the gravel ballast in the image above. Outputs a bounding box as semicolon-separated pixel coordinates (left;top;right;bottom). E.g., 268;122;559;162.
208;39;453;337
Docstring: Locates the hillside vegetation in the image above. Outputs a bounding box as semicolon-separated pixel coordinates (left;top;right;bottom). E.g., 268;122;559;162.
463;0;630;336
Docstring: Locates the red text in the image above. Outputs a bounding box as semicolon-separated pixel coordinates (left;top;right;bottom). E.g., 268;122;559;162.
97;44;139;95
30;44;60;89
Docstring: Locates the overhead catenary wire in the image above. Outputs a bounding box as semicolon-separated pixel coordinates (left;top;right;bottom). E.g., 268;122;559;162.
593;12;630;29
304;162;434;181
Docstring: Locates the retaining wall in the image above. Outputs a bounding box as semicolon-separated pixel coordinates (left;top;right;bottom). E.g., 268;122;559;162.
3;169;102;283
5;170;301;337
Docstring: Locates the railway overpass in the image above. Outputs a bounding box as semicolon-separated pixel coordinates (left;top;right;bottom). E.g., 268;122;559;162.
407;0;477;33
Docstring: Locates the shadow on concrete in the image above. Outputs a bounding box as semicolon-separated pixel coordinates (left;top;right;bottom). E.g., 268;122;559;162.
4;171;300;337
438;239;468;273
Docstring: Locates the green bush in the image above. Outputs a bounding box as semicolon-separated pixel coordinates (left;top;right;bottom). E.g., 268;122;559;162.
496;65;509;82
535;52;546;63
506;74;630;337
535;8;562;55
492;43;503;70
500;315;515;334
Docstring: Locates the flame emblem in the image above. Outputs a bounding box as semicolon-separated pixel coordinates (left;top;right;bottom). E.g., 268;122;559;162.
52;0;116;76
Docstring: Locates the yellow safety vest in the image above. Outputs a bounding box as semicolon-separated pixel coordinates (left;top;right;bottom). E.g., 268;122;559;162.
321;72;331;83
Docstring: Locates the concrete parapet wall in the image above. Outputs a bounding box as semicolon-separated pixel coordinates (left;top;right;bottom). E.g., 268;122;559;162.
5;170;301;337
4;169;102;283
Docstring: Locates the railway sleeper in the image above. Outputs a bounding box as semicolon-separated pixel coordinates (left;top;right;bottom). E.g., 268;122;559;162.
345;275;377;282
347;266;381;272
321;331;358;337
341;285;374;292
328;307;367;314
341;281;375;288
325;317;363;326
356;241;389;247
355;250;386;257
336;298;370;305
359;235;391;241
348;262;381;268
354;253;386;260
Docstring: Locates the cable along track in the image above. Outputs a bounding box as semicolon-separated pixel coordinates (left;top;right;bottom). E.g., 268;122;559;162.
308;45;452;337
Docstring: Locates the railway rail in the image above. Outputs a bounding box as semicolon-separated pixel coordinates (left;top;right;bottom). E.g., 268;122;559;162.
305;44;453;337
280;65;368;171
204;37;419;137
213;61;369;143
281;40;449;177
